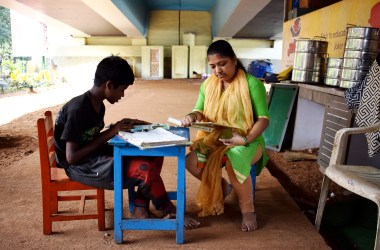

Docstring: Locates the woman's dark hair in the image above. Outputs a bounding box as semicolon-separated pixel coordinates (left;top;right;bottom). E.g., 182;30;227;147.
207;40;246;72
94;55;134;87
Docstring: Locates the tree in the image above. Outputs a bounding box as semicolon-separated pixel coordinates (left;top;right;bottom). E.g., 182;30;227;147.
0;6;12;61
0;6;12;91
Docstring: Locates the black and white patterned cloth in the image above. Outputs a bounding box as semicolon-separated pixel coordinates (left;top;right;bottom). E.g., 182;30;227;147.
344;76;366;110
355;53;380;157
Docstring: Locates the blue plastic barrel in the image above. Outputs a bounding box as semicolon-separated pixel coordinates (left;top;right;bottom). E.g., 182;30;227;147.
292;0;299;8
248;59;274;79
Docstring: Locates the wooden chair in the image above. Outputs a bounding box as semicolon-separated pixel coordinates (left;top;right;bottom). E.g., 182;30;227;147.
37;111;105;234
315;122;380;249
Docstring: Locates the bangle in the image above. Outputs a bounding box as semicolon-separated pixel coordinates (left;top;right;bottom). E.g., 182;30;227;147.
242;135;249;146
187;112;197;121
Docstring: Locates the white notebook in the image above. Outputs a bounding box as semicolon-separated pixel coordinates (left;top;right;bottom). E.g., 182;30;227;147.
118;127;189;149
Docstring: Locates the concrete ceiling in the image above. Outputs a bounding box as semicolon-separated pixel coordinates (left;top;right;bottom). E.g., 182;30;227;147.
0;0;284;40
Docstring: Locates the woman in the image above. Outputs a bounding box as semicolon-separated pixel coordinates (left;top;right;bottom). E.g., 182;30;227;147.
181;40;269;232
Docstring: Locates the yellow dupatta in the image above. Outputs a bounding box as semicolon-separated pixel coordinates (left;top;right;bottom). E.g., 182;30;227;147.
192;69;254;217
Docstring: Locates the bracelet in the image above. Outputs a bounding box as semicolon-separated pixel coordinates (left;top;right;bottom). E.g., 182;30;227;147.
242;135;249;146
187;112;197;122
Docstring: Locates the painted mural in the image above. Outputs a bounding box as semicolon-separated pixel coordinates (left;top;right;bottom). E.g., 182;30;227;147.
282;0;380;69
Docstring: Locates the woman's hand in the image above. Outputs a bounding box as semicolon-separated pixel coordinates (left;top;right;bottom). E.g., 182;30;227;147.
218;118;268;147
181;113;197;127
219;131;248;146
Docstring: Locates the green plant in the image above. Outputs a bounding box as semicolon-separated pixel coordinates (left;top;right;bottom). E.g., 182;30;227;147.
10;68;52;92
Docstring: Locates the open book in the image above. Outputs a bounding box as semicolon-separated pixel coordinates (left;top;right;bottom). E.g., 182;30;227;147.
190;122;230;132
167;117;237;133
118;127;189;149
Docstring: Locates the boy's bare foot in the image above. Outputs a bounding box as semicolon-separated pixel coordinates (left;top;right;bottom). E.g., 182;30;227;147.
222;178;233;199
241;212;257;232
131;207;155;219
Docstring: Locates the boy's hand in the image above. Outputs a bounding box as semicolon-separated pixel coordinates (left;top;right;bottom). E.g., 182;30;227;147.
127;118;151;125
117;119;134;132
114;118;151;132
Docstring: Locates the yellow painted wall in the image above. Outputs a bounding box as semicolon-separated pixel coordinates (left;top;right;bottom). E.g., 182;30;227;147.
228;39;273;48
50;45;141;57
85;36;147;46
180;11;212;46
148;11;180;46
86;36;133;45
147;10;212;46
282;0;380;69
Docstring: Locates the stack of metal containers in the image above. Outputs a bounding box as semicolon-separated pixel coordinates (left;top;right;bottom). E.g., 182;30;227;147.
339;26;380;89
324;58;343;87
291;37;328;84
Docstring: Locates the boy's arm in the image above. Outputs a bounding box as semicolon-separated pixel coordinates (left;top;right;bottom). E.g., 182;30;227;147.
65;120;136;165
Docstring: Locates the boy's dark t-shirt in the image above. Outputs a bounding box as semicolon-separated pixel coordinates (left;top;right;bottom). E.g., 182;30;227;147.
54;91;106;168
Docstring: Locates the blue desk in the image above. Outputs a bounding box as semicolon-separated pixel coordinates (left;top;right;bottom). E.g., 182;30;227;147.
109;129;188;244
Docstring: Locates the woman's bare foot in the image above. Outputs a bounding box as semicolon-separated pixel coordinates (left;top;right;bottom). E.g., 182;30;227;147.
184;215;200;229
131;207;155;219
241;212;257;232
222;178;233;199
164;214;200;229
163;208;200;230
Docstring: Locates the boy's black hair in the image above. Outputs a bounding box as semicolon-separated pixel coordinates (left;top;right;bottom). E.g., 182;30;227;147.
94;55;134;87
207;40;246;72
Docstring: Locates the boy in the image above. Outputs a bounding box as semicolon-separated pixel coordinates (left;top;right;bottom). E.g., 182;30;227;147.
54;56;179;220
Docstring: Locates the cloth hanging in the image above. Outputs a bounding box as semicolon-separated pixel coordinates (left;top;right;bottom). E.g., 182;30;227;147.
344;76;366;110
355;54;380;157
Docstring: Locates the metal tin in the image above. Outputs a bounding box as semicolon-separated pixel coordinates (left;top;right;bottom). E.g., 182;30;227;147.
345;38;380;51
347;26;380;40
293;52;327;70
343;50;376;60
327;58;343;68
295;38;328;53
292;69;321;83
324;77;341;87
341;68;369;81
342;58;373;69
339;79;361;89
325;67;342;78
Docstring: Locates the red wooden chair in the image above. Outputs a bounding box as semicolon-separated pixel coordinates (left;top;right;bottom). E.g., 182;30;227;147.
37;110;105;234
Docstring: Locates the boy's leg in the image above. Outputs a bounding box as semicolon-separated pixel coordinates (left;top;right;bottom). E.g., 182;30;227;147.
65;155;115;190
124;156;175;215
124;156;200;229
131;190;155;219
